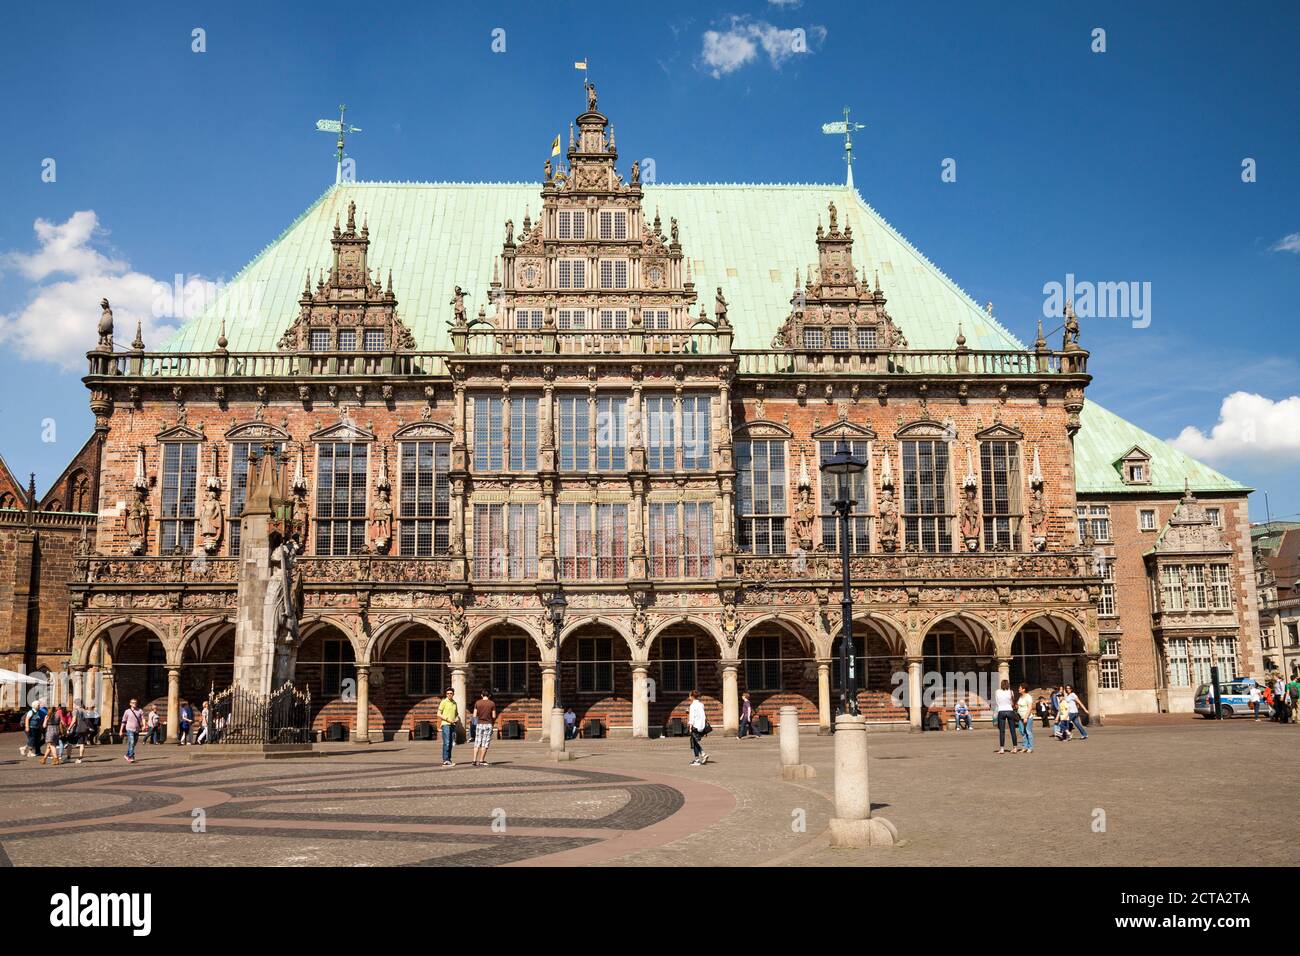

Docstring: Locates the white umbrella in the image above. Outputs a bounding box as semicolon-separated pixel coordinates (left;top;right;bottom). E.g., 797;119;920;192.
0;669;48;684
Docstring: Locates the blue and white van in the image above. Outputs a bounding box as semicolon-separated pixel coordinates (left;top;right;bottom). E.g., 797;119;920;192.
1193;679;1272;718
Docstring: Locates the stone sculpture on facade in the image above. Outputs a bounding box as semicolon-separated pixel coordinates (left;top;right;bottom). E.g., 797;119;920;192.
97;298;114;351
265;537;303;647
126;488;149;556
960;485;981;552
199;486;224;554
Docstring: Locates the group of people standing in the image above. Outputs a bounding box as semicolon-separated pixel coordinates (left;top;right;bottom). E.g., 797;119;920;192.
18;699;95;765
1248;674;1300;723
990;680;1090;754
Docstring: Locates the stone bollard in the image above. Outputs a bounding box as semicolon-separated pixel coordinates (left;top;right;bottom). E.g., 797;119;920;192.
778;705;815;780
548;708;571;761
828;713;897;847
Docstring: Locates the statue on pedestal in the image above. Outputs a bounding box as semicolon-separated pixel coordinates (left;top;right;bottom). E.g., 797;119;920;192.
960;485;981;552
1028;486;1048;552
368;486;393;553
199;486;224;553
877;487;899;553
126;488;149;556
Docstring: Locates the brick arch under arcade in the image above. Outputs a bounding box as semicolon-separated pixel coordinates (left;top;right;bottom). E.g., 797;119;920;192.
67;618;172;739
1011;613;1099;706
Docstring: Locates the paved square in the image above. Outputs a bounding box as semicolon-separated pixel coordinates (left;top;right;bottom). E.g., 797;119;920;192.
0;717;1294;867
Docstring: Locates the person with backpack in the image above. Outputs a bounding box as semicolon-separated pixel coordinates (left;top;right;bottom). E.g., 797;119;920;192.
120;697;145;763
68;700;91;763
39;705;63;765
687;689;709;766
177;699;193;744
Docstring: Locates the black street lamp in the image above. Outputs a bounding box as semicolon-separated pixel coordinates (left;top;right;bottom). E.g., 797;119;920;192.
546;589;568;707
821;439;867;717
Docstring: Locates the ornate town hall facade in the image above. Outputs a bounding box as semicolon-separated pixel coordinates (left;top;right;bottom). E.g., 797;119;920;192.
47;90;1261;740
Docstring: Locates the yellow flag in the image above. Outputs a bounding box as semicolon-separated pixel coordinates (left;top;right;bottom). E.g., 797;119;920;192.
550;135;561;157
574;60;587;70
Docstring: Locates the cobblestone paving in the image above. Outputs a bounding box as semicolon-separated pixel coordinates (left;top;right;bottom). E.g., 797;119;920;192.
0;717;1294;866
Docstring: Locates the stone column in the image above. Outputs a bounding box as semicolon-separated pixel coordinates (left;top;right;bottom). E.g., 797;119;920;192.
166;669;180;743
828;713;897;847
353;665;370;743
779;704;815;779
907;657;923;731
549;707;571;761
997;657;1012;685
539;664;556;742
817;660;833;734
451;666;468;727
70;666;87;706
631;665;650;738
1062;657;1075;689
101;669;115;738
1086;655;1102;725
721;663;740;734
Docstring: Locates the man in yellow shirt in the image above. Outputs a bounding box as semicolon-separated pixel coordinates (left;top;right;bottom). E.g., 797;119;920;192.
437;689;459;767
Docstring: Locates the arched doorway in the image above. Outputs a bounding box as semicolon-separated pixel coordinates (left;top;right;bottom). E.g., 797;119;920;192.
647;620;722;731
369;622;451;738
180;623;234;709
922;615;998;719
832;616;908;722
297;623;358;736
739;618;818;726
1013;615;1088;700
466;622;543;735
559;621;632;734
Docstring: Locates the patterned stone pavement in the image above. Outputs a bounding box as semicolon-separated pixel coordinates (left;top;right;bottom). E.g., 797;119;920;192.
0;717;1295;867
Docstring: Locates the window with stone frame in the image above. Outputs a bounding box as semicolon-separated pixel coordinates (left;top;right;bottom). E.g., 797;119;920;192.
830;327;850;350
980;441;1021;550
1190;637;1214;686
322;638;356;698
659;635;696;693
309;329;331;351
338;329;357;351
557;210;586;240
680;395;712;471
492;636;529;694
559;503;627;579
508;397;539;472
1165;637;1190;687
1098;557;1117;616
901;439;952;552
818;439;870;553
406;638;447;696
1100;637;1122;689
398;440;451;557
558;396;591;472
594;396;627;471
1186;565;1208;610
228;441;284;556
646;396;675;471
856;327;877;350
598;308;629;330
558;308;587;330
744;633;783;691
472;503;537;580
314;442;369;556
1208;564;1232;610
473;396;504;472
1076;504;1111;543
643;308;671;330
516;309;544;330
1139;508;1157;531
1286;622;1299;647
598;259;629;290
1160;564;1185;611
577;636;614;693
364;329;385;351
1205;507;1222;528
598;209;628;240
558;259;586;289
736;440;787;555
648;501;713;578
159;441;199;553
1213;637;1238;680
803;328;824;350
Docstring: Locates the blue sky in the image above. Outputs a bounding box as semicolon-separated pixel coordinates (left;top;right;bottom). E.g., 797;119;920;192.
2;0;1298;520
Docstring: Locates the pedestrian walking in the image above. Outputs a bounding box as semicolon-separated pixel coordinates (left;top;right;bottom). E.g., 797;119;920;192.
146;705;161;744
437;688;459;767
19;699;44;758
1248;681;1262;721
737;692;759;739
1064;684;1089;739
1055;695;1072;741
687;689;709;766
993;678;1019;754
120;697;145;763
195;700;211;744
1016;683;1034;753
68;700;90;763
56;705;74;761
39;705;63;765
177;699;193;744
471;690;496;767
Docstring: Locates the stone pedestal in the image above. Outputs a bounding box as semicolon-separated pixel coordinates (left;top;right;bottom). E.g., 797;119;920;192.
722;663;739;734
828;714;897;848
779;704;815;780
816;661;832;734
539;665;556;742
548;707;571;761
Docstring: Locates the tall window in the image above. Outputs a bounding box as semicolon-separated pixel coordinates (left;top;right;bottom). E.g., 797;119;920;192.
338;329;357;351
473;503;537;579
322;638;355;697
857;328;877;349
558;260;586;289
1186;565;1208;610
399;440;450;556
1139;508;1157;531
473;397;504;472
680;396;712;471
159;442;199;553
577;637;613;693
659;635;696;693
1190;637;1214;686
599;210;628;240
1160;565;1185;611
980;441;1020;550
736;440;787;554
508;397;539;471
228;441;283;556
492;637;529;694
557;210;586;239
406;638;447;696
643;309;670;330
646;396;675;471
1100;637;1121;689
558;308;587;330
744;634;782;691
559;503;627;579
595;396;626;471
1098;557;1116;616
681;503;714;577
599;259;629;289
1165;638;1190;687
315;443;369;555
558;396;591;472
1209;564;1232;610
1077;505;1111;542
819;439;870;553
1213;637;1238;681
647;501;713;578
901;440;951;552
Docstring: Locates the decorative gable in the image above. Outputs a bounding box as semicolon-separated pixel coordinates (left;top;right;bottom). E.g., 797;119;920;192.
309;419;376;443
393;421;454;441
155;423;206;442
1150;486;1231;556
975;423;1024;441
1117;445;1152;485
810;420;877;441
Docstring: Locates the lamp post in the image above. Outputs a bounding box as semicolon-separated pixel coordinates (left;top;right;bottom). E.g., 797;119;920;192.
821;439;867;717
546;589;568;706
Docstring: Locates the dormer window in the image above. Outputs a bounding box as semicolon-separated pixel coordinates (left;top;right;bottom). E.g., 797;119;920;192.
337;329;357;351
1118;447;1152;486
310;329;331;351
516;309;543;330
364;329;385;351
1128;463;1145;483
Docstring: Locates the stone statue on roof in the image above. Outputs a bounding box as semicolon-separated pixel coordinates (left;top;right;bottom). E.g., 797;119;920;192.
586;82;598;112
450;286;467;328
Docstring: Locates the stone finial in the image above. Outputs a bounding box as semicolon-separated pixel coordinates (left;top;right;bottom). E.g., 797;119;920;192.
955;323;966;348
879;448;894;489
133;445;148;492
216;318;228;351
131;319;145;352
1034;319;1047;351
292;448;308;494
797;448;811;491
1029;445;1044;488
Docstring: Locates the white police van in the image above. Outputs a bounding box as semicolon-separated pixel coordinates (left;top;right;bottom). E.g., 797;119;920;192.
1193;679;1272;718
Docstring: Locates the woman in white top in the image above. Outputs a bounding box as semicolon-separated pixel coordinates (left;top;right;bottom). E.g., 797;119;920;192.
1248;682;1262;721
1016;683;1035;753
994;679;1019;754
687;690;709;766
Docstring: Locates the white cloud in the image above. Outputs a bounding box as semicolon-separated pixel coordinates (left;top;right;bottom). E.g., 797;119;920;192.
1169;392;1300;463
0;211;217;371
1270;232;1300;253
700;17;825;78
768;0;803;7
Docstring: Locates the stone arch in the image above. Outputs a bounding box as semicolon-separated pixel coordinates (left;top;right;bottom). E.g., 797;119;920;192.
557;618;635;733
464;615;545;659
1009;609;1095;655
830;612;909;699
735;612;818;657
299;614;365;659
1010;611;1094;693
76;616;169;667
916;610;998;658
177;615;234;666
365;615;453;666
644;614;726;656
558;614;634;656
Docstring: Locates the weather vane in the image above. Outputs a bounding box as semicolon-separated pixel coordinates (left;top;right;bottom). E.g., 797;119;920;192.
315;104;363;185
821;106;866;188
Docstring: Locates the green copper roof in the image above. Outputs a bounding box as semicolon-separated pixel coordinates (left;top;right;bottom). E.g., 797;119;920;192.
1074;402;1250;495
165;182;1021;354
